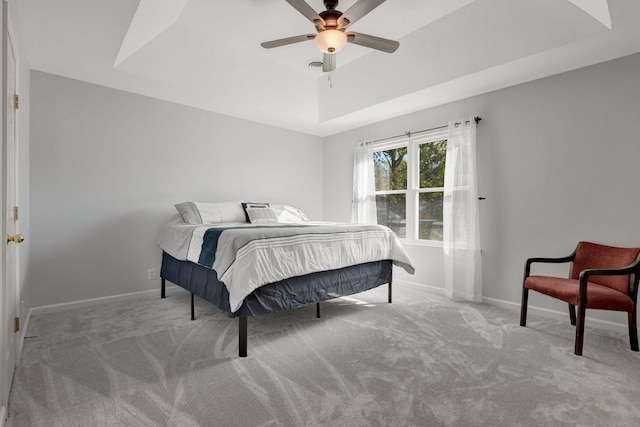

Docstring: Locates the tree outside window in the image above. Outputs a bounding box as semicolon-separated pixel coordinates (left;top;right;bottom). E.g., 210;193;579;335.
373;134;447;242
418;140;446;240
374;147;407;237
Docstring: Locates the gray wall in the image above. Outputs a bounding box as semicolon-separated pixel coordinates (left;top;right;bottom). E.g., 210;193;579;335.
323;52;640;324
27;71;323;308
28;53;640;327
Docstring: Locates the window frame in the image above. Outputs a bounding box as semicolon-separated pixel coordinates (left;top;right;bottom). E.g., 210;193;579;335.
372;128;448;246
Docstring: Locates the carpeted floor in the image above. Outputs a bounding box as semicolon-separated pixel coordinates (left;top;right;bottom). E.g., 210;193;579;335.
7;283;640;426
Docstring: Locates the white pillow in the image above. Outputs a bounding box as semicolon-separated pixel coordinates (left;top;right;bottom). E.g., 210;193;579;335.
270;204;310;223
174;201;246;224
246;207;278;224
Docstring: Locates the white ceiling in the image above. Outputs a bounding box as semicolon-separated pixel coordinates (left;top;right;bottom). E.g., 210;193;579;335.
16;0;640;137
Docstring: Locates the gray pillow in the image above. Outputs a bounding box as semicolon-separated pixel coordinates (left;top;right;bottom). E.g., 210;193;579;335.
246;207;278;224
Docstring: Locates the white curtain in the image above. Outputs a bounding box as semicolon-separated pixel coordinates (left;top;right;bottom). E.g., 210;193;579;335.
443;118;482;302
351;142;377;224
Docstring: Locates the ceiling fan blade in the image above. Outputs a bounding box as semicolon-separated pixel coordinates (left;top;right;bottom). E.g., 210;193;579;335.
261;34;316;49
338;0;386;29
322;53;336;72
347;32;399;53
285;0;325;27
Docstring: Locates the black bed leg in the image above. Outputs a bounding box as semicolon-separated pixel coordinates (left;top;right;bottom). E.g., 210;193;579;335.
161;278;166;299
388;282;392;303
316;303;321;318
239;317;248;358
191;293;195;321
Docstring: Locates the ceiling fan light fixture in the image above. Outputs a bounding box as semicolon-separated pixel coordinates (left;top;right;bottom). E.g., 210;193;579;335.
315;29;347;54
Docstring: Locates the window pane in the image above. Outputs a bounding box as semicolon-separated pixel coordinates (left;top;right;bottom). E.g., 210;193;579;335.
376;194;406;238
374;148;407;191
419;140;447;188
418;192;444;241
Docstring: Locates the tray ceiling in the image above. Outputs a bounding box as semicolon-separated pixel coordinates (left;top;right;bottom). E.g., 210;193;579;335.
17;0;640;136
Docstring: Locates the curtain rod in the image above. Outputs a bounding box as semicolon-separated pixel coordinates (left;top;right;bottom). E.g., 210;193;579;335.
366;116;482;145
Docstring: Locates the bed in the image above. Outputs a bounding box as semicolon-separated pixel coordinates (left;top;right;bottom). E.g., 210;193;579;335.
157;202;415;357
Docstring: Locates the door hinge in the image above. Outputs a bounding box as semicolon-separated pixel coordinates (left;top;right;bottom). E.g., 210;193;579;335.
14;317;20;333
14;94;19;110
13;206;19;220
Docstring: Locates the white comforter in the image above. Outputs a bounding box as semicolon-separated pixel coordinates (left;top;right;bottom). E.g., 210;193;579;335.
158;216;414;312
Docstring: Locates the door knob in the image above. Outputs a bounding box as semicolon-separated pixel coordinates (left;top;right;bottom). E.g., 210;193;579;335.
7;234;24;244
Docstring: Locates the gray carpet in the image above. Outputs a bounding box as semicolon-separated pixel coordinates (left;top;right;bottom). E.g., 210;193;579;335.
7;283;640;426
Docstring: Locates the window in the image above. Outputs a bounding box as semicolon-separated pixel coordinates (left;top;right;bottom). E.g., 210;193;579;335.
373;130;447;242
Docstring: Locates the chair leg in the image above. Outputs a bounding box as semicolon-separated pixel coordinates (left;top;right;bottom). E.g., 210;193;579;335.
574;302;586;356
629;310;639;352
520;287;529;327
569;304;577;326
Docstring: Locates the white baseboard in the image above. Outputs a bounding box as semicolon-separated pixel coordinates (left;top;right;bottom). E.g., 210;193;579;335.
395;281;628;333
29;285;184;317
482;295;627;333
21;281;629;337
394;279;445;294
23;285;185;338
22;280;435;334
1;404;6;427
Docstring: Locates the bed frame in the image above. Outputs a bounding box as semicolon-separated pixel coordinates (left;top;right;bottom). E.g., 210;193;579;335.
160;251;392;357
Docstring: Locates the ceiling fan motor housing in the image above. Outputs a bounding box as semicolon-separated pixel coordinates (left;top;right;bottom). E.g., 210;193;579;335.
318;9;344;31
323;0;339;10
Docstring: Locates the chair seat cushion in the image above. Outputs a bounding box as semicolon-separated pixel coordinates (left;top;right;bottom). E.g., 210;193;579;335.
525;276;634;311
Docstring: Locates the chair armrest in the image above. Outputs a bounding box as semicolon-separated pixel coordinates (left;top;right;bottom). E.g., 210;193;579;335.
523;249;577;280
580;266;638;279
578;255;640;297
526;255;576;266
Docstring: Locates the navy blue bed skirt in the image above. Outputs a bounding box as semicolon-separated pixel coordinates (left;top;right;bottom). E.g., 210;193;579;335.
161;252;392;318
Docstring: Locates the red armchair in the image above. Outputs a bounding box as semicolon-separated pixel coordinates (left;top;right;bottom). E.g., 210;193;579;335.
520;241;640;355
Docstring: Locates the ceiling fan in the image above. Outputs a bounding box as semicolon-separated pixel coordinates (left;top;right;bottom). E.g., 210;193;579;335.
260;0;399;72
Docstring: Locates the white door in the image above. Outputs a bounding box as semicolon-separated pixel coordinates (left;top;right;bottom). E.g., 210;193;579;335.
1;10;21;412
